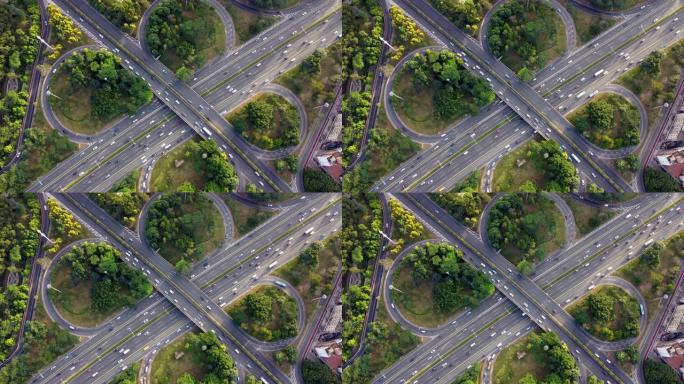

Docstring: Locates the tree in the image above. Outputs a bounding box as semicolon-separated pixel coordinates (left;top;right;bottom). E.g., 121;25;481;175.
518;66;534;82
299;243;321;268
302;360;338;384
644;168;683;192
641;51;663;76
175;258;191;275
245;293;273;321
517;259;533;275
176;65;194;81
644;359;683;384
303;168;340;192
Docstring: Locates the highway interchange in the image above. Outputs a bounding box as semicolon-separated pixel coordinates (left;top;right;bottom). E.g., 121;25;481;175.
26;0;341;193
29;193;340;384
369;0;684;193
367;192;684;384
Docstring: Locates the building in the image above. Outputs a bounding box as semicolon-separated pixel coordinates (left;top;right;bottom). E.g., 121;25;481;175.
314;344;343;375
326;113;342;142
666;112;684;141
315;151;343;182
668;305;684;333
656;152;684;187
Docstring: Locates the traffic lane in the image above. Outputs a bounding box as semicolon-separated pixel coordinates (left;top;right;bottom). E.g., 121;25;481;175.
48;0;334;192
66;207;342;384
374;1;684;192
394;0;628;192
34;195;341;384
377;196;683;383
33;13;341;192
402;194;631;383
402;18;683;192
54;194;286;383
382;195;674;384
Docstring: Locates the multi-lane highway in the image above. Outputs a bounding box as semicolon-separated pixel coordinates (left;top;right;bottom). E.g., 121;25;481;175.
28;0;341;193
373;193;684;384
31;193;340;384
372;1;684;193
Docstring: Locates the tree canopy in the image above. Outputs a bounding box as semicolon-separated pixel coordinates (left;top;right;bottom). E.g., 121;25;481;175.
488;0;563;72
59;242;153;313
400;242;495;311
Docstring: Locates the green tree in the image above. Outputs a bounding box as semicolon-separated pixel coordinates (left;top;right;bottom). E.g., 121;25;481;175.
518;66;534;82
176;65;194;81
175;258;191;275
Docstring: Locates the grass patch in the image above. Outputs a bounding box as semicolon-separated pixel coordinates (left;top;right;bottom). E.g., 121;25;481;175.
493;333;552;384
568;285;640;341
617;231;684;318
276;42;341;126
494;140;549;192
220;1;278;45
147;0;226;72
342;294;420;384
488;0;566;73
150;138;207;191
558;0;617;45
619;41;684;134
273;237;340;323
392;49;495;135
49;69;97;135
342;105;421;191
145;194;225;265
488;194;566;266
48;49;152;135
562;196;616;237
393;69;448;134
568;93;640;149
49;264;116;327
150;332;208;384
227;285;299;341
227;93;300;150
222;196;275;237
392;242;495;328
150;138;238;192
493;137;578;192
391;262;449;328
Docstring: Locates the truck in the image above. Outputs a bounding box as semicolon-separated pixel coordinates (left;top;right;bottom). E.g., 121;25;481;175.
202;127;212;136
570;153;581;163
304;227;315;235
274;280;287;288
268;261;278;269
594;69;605;77
260;378;269;384
644;239;654;247
589;90;599;98
576;91;586;99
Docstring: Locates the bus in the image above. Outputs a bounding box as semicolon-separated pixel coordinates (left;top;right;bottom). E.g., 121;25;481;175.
570;153;581;163
644;239;654;247
260;378;269;384
202;127;212;136
274;280;287;288
268;261;278;269
640;304;645;316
